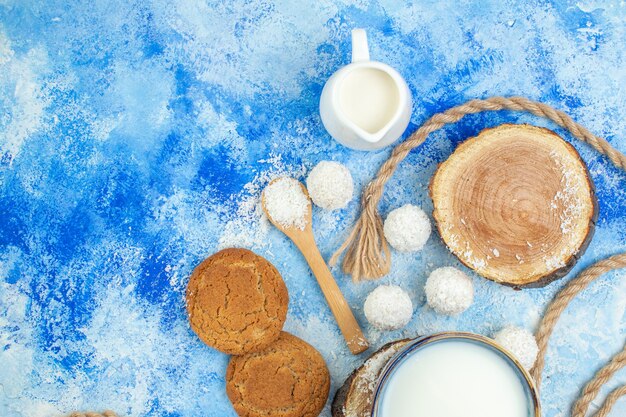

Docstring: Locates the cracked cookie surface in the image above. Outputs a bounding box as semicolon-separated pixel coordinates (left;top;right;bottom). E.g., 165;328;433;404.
186;248;288;355
226;332;330;417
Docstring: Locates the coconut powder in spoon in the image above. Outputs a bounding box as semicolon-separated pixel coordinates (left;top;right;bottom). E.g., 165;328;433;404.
263;177;310;230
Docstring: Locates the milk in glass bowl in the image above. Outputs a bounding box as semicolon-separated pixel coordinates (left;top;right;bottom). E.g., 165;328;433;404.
371;332;540;417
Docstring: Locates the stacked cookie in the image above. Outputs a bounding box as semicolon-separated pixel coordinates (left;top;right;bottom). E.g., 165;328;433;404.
186;248;330;417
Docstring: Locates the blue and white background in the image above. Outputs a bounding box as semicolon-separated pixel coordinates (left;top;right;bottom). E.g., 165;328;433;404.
1;1;625;416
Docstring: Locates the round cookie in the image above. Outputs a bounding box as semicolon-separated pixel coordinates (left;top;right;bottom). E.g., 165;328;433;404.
186;248;288;355
226;332;330;417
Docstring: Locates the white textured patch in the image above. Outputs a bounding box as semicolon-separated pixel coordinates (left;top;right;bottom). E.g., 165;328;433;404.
103;61;174;145
55;285;230;416
0;275;61;417
218;153;306;249
0;33;50;163
196;100;247;162
152;187;224;260
156;0;334;97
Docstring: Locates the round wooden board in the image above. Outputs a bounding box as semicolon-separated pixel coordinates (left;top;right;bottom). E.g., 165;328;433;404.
430;124;597;288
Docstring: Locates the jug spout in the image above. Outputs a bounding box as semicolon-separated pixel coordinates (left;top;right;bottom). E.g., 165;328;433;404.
359;126;393;144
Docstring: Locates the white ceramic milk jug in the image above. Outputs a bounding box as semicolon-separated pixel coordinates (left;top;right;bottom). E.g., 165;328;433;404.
320;29;412;151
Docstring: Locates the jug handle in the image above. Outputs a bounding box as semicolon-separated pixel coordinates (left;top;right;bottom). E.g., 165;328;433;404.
351;29;370;62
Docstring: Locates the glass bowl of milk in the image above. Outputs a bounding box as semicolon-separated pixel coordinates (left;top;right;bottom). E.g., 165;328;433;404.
371;332;540;417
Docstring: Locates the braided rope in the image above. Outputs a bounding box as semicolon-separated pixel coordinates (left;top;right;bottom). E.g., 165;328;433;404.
573;350;626;417
530;253;626;417
593;385;626;417
330;96;626;281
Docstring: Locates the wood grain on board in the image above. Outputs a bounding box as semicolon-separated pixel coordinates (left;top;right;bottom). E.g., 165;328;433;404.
430;124;597;288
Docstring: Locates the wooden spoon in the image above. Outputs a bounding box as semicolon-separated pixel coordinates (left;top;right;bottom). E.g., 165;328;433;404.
262;179;369;354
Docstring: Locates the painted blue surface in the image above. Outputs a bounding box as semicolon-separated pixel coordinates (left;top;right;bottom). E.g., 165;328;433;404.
1;1;625;416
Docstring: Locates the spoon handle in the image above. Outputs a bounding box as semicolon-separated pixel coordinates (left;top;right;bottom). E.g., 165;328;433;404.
295;236;369;354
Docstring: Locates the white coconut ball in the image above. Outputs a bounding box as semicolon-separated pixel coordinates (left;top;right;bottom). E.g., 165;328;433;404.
364;285;413;331
424;267;474;315
306;161;354;210
383;204;431;252
494;326;539;371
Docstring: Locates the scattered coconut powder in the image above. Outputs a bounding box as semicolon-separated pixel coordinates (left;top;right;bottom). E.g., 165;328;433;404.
263;177;310;230
550;150;585;235
542;150;586;269
218;153;307;249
